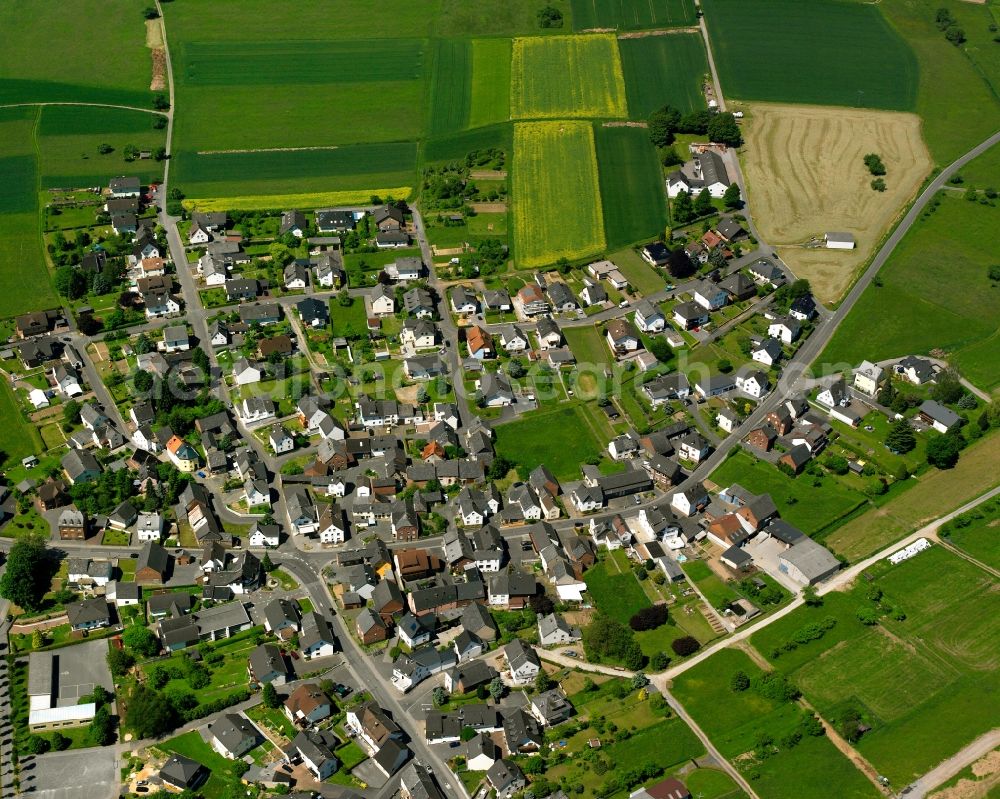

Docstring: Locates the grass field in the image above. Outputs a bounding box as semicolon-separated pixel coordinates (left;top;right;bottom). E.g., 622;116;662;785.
571;0;696;31
819;194;1000;386
0;108;59;319
619;34;709;118
741;103;931;302
958;138;1000;189
564;325;611;367
703;0;918;111
172;141;418;202
879;0;1000;165
158;730;233;799
0;380;42;469
610;246;665;296
583;550;652;624
709;451;866;538
0;0;153;106
423;124;513;165
436;0;571;36
671;648;879;799
753;546;1000;786
511;35;628;120
494;404;608;480
594;125;667;250
468;39;512;129
36;106;166;188
826;433;1000;561
940;497;1000;571
429;39;471;135
513;121;605;267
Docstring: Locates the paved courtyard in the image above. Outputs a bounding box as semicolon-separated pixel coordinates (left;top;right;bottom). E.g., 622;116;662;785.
27;747;118;799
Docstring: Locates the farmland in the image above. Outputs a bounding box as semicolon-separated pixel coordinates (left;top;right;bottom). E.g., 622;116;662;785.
752;546;1000;786
171;142;418;204
709;451;866;539
511;35;628;120
671;648;880;799
0;107;58;319
702;0;918;111
570;0;696;31
939;497;1000;571
619;34;709;118
741;103;931;302
494;403;610;481
825;433;1000;561
594;125;667;250
36;106;167;188
513;121;606;267
819;194;1000;386
436;0;571;37
429;40;472;135
879;0;1000;165
0;0;153;106
468;39;513;128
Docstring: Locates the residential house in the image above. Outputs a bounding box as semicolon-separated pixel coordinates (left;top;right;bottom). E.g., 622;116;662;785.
288;729;340;780
248;643;290;686
853;360;884;396
666;151;731;198
300;611;338;658
919;400;961;433
503;639;540;685
514;284;549;317
209;713;260;759
66;597;112;631
751;338;783;366
537;613;581;646
605;318;640;355
767;316;801;345
633;299;665;333
692;280;729;311
672;301;709;330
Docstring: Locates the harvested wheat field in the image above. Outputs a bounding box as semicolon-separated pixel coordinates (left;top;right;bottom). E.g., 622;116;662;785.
740;103;931;302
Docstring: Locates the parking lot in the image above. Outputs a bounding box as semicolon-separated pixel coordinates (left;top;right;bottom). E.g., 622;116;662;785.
26;747;117;799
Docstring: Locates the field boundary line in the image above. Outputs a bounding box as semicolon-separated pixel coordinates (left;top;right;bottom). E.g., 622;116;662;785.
0;101;167;115
196;145;343;155
934;537;1000;580
616;27;701;38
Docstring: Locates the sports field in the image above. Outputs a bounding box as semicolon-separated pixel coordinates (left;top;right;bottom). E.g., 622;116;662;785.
511;35;628;120
741;104;931;302
594;125;667;250
493;403;609;481
468;39;512;129
753;546;1000;786
571;0;696;31
619;33;708;118
36;106;166;188
512;121;606;267
672;648;880;799
819;194;1000;387
703;0;918;111
0;0;153;106
0;108;58;319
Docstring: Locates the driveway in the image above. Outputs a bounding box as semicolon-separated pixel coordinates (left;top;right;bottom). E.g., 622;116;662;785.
26;747;117;799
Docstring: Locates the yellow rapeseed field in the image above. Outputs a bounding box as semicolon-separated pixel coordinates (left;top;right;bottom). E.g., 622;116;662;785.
511;35;628;120
513;121;606;268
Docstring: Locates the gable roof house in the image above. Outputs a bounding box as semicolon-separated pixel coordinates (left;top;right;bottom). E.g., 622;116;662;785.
284;683;334;727
248;642;290;686
666;151;731;198
672;301;709;330
297;296;331;327
209;713;261;759
605;318;640;355
503;639;540;685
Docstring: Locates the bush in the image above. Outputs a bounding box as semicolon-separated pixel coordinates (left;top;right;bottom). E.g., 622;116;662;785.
751;672;800;702
537;5;564;27
730;670;750;692
649;651;670;671
670;636;700;657
629;605;669;631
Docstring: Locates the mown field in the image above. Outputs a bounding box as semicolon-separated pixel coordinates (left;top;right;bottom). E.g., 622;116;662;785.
172;141;418;203
0;0;153;106
571;0;696;31
703;0;918;111
512;121;606;267
494;403;609;480
820;194;1000;390
751;546;1000;786
879;0;1000;165
619;33;709;118
940;496;1000;573
37;106;167;188
594;125;667;250
511;35;628;120
0;108;58;319
672;648;880;799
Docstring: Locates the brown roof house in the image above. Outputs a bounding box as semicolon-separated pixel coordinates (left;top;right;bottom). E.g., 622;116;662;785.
135;541;170;584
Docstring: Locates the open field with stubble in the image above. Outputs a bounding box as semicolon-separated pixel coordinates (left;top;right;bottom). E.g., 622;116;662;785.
740;103;932;301
511;35;628;120
512;121;606;267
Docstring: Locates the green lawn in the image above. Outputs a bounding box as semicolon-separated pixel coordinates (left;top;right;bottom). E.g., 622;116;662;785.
619;33;709;117
752;545;1000;786
583;550;651;624
709;451;866;538
820;194;1000;391
594;125;667;251
702;0;917;111
939;496;1000;570
564;325;611;367
682;559;738;610
494;403;609;481
609;246;665;296
329;296;369;339
671;648;879;799
0;377;43;469
158;730;235;799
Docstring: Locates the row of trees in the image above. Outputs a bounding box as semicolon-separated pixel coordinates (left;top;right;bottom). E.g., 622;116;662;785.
648;104;743;149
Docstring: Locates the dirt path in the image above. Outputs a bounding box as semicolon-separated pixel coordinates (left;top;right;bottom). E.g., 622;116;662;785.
0;101;166;116
469;201;507;213
470;169;507;180
145;19;166;91
197;145;342;155
617;27;700;38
